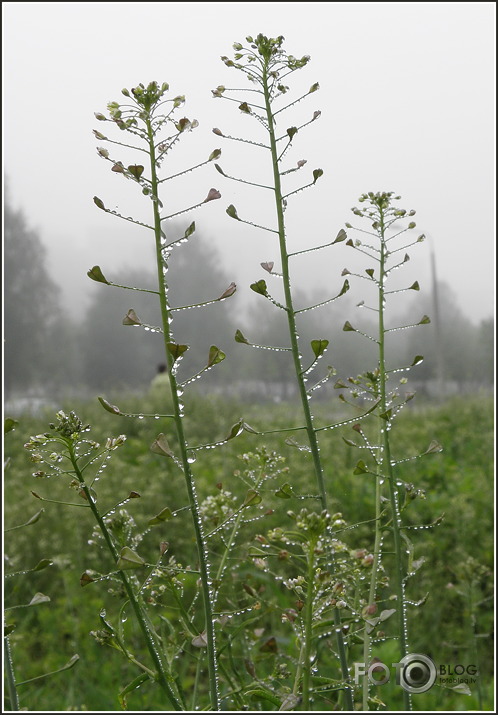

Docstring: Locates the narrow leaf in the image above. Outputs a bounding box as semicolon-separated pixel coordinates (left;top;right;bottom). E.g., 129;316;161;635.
32;559;53;572
98;396;122;415
219;282;237;299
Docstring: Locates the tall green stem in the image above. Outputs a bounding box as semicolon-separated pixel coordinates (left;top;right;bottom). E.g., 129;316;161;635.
261;63;353;711
378;211;410;711
69;443;182;710
146;119;220;711
4;636;19;711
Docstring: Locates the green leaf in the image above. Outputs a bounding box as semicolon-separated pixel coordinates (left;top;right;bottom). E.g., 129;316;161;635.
235;329;249;344
250;279;268;296
32;559;53;572
208;148;222;161
184;221;196;238
226;204;240;220
122;309;141;326
166;342;189;361
339;279;350;296
246;689;281;707
119;673;150;710
80;571;95;587
207;345;226;367
275;482;294;499
243;490;262;506
87;265;110;284
98;396;122;415
353;460;368;474
117;546;145;570
311;339;329;358
451;683;472;696
333;228;347;243
225;420;244;441
148;507;173;526
150;434;174;458
4;418;19;434
411;355;424;366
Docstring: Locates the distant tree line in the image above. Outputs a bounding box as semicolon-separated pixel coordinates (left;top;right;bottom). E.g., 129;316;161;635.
4;196;494;402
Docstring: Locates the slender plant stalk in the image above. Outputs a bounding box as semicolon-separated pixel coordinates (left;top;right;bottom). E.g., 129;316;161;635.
68;442;183;710
145;118;220;711
4;637;19;712
377;210;410;712
362;425;383;710
258;47;353;710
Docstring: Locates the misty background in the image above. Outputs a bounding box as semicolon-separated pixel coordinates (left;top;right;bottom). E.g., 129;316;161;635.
3;2;495;407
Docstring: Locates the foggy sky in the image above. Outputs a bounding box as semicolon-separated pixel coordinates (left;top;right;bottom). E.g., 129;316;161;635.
3;2;496;324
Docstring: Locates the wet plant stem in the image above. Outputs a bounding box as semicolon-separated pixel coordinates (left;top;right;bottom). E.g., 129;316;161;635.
293;539;317;709
362;438;383;710
67;442;182;710
261;65;353;711
146;119;220;711
378;210;411;712
4;636;19;711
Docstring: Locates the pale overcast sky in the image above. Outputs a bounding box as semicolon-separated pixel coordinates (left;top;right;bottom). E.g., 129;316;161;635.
3;2;496;323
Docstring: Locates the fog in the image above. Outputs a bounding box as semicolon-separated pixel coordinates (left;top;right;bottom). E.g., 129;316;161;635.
3;2;495;396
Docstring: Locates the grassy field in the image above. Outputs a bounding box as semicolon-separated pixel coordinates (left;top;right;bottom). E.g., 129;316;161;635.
4;391;494;711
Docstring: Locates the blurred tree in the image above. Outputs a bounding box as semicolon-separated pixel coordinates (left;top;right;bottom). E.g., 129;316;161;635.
4;192;69;397
80;230;240;391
